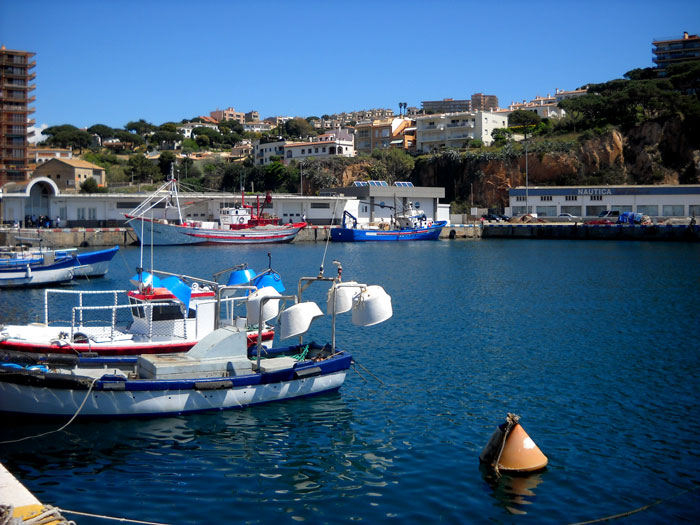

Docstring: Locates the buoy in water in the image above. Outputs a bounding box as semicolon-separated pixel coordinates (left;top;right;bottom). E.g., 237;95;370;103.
480;413;548;474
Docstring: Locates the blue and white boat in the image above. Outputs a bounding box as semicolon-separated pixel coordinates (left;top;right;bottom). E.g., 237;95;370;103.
0;249;77;288
331;202;446;242
0;263;393;418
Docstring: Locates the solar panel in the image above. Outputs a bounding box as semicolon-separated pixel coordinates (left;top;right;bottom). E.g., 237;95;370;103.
353;181;369;187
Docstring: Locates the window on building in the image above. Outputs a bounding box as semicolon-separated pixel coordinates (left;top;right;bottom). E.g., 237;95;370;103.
536;206;556;216
77;208;86;220
516;196;526;202
590;195;603;201
560;206;582;216
565;195;578;201
88;208;97;220
689;205;700;216
611;205;633;213
662;205;684;216
637;205;658;216
314;148;318;153
310;203;330;209
585;205;606;216
540;195;552;201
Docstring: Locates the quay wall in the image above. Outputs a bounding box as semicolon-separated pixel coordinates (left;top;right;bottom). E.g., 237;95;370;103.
3;223;698;247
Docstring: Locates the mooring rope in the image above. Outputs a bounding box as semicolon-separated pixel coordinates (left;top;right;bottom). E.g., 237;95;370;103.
0;377;98;445
58;508;170;525
568;485;700;524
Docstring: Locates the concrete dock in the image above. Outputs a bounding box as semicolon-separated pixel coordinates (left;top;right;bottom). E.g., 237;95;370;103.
0;461;68;523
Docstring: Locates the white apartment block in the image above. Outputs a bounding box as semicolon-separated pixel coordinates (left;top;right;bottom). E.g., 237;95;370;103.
283;130;355;165
253;140;286;166
415;111;508;152
244;121;274;133
177;122;219;139
505;87;588;119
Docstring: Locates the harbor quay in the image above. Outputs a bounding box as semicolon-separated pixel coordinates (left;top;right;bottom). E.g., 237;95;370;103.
2;222;700;247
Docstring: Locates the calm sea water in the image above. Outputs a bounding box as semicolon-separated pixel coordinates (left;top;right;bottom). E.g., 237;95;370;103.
1;239;699;524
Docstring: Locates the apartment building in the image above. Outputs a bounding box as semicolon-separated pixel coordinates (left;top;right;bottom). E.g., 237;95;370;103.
415;111;508;152
470;93;499;111
652;31;700;76
253;139;286;166
245;110;260;122
209;107;245;124
244;121;273;133
422;98;471;114
283;129;355;165
354;118;414;154
0;46;36;185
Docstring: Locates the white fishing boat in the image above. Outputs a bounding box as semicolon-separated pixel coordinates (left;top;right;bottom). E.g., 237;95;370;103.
125;178;306;245
0;263;280;357
0;262;393;418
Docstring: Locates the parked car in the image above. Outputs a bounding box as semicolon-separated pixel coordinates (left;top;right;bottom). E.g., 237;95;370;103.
585;218;616;225
498;214;511;222
558;213;581;222
481;213;501;222
598;210;620;219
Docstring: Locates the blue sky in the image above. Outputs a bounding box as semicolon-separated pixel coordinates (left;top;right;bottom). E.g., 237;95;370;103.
2;0;699;132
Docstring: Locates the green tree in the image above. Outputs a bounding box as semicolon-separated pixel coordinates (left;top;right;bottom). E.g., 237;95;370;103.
158;151;176;177
371;148;415;184
283;118;316;139
508;110;541;139
87;124;115;144
125;119;156;137
79;177;101;193
126;154;160;183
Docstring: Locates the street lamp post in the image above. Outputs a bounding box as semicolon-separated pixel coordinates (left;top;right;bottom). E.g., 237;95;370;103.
525;141;529;215
299;162;304;196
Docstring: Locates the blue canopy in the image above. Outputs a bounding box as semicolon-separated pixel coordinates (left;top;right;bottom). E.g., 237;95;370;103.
160;275;192;312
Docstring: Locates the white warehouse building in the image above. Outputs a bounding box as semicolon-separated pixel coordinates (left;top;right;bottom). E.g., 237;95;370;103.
507;185;700;218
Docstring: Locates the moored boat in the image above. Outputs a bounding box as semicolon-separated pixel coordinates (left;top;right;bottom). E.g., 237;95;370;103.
0;263;279;357
0;262;393;418
125;178;306;245
331;203;446;242
0;248;77;288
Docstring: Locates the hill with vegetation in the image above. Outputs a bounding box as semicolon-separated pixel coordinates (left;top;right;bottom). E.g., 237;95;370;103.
39;62;700;210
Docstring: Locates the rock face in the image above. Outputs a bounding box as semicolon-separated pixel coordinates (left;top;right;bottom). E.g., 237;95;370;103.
414;118;700;209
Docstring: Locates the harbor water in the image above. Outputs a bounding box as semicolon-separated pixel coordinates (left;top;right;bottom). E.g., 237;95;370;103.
1;240;699;523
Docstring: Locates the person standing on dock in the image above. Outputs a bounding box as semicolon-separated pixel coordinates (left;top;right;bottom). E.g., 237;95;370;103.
55;216;61;228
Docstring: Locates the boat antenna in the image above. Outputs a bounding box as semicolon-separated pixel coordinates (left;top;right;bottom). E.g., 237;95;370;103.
267;252;272;270
319;195;340;276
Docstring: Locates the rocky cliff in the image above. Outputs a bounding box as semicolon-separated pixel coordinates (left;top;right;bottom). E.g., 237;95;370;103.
413;117;700;209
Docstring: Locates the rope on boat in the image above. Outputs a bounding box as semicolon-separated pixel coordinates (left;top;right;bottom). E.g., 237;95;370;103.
292;344;310;361
351;358;384;386
0;377;98;445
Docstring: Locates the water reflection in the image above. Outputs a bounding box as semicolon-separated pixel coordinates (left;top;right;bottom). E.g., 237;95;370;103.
480;464;545;515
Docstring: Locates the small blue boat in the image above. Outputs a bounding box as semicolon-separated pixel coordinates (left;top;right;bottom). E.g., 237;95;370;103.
331;204;446;242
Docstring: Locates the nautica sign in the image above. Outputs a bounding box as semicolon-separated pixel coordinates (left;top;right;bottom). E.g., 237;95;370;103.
577;188;613;195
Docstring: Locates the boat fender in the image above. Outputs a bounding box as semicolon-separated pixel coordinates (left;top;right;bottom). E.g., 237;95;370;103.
43;373;95;390
43;354;80;366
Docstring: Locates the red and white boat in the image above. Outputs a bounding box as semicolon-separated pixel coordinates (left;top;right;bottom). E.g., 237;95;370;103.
0;267;278;357
125;179;306;245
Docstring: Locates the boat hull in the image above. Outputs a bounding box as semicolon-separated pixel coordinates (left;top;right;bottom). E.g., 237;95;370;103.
73;246;119;277
0;356;350;417
330;221;446;242
0;258;76;288
0;326;275;356
127;216;306;246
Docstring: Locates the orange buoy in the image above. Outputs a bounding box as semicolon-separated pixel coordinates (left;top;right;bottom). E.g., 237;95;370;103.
480;413;548;474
